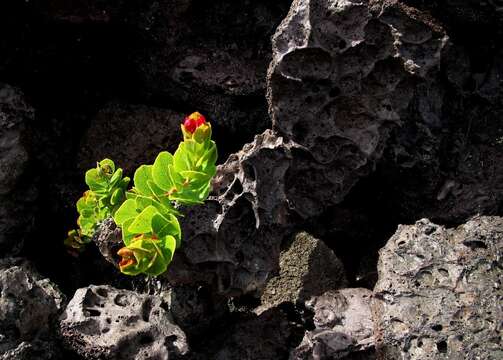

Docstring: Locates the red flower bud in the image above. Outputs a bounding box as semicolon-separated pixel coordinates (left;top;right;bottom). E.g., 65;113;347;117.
183;112;206;134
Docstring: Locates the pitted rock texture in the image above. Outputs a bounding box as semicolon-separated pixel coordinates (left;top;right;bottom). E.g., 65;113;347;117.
91;218;123;267
59;285;188;359
260;232;347;310
267;0;448;218
372;217;503;360
161;130;299;296
291;288;375;360
0;84;36;256
0;258;63;359
78;103;184;174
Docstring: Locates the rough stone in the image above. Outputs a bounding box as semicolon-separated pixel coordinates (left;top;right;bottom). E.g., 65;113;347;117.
372;216;503;359
0;84;36;256
260;232;347;310
161;130;299;296
291;288;375;360
131;0;291;153
267;0;448;218
59;285;188;359
92;218;123;267
0;258;64;359
78;102;185;174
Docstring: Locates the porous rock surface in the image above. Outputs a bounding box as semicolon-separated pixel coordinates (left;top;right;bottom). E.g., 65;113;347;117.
164;130;299;295
59;285;188;359
260;232;347;310
291;288;375;360
372;216;503;359
0;258;64;360
0;84;36;256
267;0;448;218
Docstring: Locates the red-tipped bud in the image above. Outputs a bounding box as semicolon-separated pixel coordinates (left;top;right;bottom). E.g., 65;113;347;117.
117;247;136;269
183;112;206;134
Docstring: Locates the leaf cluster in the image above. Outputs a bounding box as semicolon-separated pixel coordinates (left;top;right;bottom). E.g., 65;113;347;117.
65;159;129;253
113;124;217;276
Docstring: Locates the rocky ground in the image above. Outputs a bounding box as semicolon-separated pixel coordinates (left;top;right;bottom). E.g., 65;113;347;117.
1;0;502;359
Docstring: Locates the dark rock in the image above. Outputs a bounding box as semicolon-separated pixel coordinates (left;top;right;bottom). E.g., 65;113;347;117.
200;307;299;360
267;0;448;218
130;0;291;154
291;288;375;360
0;84;36;257
372;216;503;359
59;285;188;359
167;285;228;340
162;130;298;296
260;232;347;310
0;258;64;359
78;102;185;174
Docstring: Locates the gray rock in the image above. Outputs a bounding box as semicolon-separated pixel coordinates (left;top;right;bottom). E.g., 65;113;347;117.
260;232;347;311
92;218;123;267
291;288;375;360
0;258;63;359
90;130;297;297
59;285;188;359
372;217;503;359
267;0;448;218
163;130;299;296
78;102;185;174
0;84;36;256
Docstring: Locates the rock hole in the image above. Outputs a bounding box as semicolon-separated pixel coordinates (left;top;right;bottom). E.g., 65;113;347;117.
139;333;154;345
102;327;110;333
95;288;108;297
436;340;447;353
438;268;449;277
397;241;406;247
114;294;129;307
462;240;487;250
141;298;153;322
106;318;111;324
431;324;443;331
87;309;101;317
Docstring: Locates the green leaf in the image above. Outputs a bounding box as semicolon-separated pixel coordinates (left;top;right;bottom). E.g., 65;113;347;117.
114;199;139;226
110;168;123;187
127;205;158;234
173;142;192;171
134;165;154;196
152;213;181;245
85;169;106;191
152;151;174;191
180;170;210;182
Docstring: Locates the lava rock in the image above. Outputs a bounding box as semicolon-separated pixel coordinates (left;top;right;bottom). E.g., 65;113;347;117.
0;84;36;257
161;130;299;296
267;0;448;218
260;232;347;310
91;218;123;267
78;102;185;174
372;216;503;359
131;0;291;154
0;258;64;359
291;288;375;360
59;285;188;359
